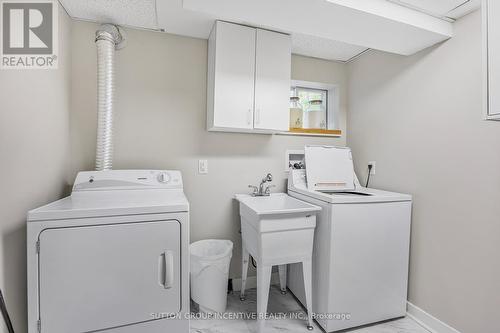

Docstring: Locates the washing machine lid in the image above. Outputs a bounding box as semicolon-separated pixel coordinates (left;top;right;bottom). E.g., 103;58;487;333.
305;145;356;192
288;169;411;204
28;170;189;221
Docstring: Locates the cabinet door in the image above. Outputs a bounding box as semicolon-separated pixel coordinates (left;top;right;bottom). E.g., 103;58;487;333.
211;21;256;129
38;220;181;333
486;0;500;117
254;29;291;131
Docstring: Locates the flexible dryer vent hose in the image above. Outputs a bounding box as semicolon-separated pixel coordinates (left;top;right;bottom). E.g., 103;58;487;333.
94;24;125;171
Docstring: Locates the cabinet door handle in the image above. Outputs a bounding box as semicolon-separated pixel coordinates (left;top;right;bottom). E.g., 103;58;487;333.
247;109;252;125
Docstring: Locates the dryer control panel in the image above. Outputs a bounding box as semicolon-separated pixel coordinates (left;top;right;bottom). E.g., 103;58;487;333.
73;170;183;191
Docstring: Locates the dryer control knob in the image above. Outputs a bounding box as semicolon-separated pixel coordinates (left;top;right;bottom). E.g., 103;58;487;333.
157;172;171;183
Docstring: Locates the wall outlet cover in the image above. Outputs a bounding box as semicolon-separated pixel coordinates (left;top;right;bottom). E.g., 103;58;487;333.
198;159;208;174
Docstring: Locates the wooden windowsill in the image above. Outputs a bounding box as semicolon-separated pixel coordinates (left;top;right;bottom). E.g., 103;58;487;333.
277;128;342;137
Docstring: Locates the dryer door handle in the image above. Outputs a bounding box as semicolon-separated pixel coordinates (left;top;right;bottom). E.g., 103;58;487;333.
163;251;174;289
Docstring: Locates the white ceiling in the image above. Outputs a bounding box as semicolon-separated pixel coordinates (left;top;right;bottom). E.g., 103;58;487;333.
292;34;367;62
59;0;480;62
156;0;370;62
183;0;454;56
389;0;481;19
389;0;469;17
60;0;159;30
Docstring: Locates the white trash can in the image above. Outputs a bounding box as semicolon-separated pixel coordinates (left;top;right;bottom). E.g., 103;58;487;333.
190;239;233;313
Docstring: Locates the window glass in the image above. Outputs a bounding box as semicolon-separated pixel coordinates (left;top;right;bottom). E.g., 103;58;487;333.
290;87;328;129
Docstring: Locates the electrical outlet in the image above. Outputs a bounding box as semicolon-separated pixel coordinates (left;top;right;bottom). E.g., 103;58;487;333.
198;160;208;174
368;161;376;175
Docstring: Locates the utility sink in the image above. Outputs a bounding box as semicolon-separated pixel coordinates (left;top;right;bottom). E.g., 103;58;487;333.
236;193;320;217
235;193;321;264
235;193;321;332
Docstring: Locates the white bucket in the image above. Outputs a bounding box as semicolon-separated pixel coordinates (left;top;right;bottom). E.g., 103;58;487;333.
190;239;233;313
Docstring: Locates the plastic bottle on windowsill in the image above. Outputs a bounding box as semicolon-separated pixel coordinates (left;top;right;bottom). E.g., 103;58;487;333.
289;96;303;129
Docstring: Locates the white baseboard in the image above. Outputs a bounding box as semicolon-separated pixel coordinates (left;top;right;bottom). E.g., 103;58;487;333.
232;273;281;292
407;302;461;333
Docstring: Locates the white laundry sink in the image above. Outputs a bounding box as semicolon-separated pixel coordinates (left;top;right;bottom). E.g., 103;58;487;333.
235;193;321;264
235;193;321;332
237;193;319;215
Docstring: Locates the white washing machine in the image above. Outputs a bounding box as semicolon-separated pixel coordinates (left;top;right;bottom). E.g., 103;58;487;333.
27;170;189;333
287;146;412;332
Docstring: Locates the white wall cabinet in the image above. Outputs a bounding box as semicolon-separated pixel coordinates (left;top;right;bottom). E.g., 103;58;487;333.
483;0;500;120
207;21;291;133
254;29;291;131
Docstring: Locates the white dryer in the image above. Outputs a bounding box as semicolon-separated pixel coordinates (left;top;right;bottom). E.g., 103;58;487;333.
287;146;412;332
27;170;189;333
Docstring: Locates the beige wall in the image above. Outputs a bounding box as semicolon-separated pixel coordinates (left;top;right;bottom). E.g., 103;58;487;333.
347;10;500;333
0;6;72;333
70;21;347;279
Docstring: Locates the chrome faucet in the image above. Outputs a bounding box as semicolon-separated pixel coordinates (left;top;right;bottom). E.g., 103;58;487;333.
248;173;276;196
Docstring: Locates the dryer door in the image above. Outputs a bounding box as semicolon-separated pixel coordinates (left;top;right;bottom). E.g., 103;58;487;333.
38;220;181;333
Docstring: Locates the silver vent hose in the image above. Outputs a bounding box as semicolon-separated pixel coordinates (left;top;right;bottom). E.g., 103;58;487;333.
94;24;126;171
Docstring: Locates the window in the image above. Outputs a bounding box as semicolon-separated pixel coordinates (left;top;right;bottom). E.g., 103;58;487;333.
287;80;341;136
291;87;328;129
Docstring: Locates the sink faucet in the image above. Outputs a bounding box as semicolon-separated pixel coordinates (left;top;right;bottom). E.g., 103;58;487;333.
249;173;276;196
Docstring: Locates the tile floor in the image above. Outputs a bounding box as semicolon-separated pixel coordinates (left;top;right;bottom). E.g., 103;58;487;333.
190;286;430;333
